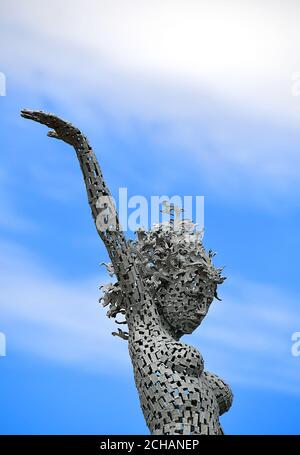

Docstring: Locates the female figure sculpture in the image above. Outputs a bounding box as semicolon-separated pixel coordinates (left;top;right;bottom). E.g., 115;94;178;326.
21;109;233;435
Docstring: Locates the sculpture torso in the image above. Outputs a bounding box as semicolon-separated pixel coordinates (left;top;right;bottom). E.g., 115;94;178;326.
127;294;228;435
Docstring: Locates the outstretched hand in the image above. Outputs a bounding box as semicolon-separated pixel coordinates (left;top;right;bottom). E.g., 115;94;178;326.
20;109;82;146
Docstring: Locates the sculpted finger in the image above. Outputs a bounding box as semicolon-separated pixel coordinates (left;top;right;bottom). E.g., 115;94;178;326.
20;109;53;125
20;109;65;129
20;109;43;122
47;130;62;140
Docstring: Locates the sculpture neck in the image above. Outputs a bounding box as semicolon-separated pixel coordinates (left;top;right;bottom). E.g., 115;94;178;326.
126;294;179;342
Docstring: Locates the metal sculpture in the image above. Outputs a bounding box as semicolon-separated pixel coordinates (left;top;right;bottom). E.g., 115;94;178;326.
21;109;233;435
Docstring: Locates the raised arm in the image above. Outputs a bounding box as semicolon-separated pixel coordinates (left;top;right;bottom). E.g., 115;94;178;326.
20;109;141;298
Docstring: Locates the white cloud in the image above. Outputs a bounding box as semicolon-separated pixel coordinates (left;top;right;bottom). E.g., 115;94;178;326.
0;241;129;373
1;240;299;394
2;0;298;114
2;0;300;195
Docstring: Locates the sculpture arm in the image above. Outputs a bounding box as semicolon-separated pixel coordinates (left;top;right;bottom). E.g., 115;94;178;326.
20;109;141;296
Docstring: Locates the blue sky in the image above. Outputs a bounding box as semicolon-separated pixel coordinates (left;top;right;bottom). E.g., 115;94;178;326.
1;0;300;434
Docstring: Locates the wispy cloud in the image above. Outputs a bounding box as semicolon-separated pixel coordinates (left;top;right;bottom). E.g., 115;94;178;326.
2;0;300;200
0;169;37;231
1;240;299;394
0;241;129;373
2;0;299;118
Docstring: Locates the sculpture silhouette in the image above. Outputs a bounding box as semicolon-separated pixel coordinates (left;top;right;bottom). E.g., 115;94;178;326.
21;109;233;435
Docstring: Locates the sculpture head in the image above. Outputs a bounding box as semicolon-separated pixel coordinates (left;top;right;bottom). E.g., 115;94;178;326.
156;267;219;336
132;221;225;337
101;220;225;339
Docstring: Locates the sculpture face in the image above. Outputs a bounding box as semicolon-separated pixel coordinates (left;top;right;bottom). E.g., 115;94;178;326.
158;271;217;336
